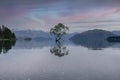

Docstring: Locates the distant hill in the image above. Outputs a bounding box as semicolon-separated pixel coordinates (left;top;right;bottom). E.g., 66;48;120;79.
14;30;76;42
112;31;120;35
12;30;120;49
70;29;116;50
14;30;50;38
14;30;52;41
13;30;75;49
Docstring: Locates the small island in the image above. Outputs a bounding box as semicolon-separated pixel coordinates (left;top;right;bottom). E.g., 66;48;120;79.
0;25;16;41
106;36;120;42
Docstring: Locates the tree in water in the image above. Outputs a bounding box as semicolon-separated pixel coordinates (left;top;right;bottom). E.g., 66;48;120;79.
50;41;69;57
50;23;69;57
50;23;69;42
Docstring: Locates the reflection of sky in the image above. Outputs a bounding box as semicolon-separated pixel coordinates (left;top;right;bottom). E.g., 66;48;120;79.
0;46;120;80
0;0;120;32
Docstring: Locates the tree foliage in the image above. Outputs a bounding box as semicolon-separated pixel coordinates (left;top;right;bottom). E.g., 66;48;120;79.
0;25;16;40
50;23;69;42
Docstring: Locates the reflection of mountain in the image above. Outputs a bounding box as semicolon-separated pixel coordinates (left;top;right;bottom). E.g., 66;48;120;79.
0;40;16;53
70;29;116;50
15;39;74;49
14;39;53;49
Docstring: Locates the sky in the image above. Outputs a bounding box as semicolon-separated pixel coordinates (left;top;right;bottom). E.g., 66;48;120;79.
0;0;120;32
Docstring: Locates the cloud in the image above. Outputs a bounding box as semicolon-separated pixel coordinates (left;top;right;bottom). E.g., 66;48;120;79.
0;0;120;31
0;0;61;21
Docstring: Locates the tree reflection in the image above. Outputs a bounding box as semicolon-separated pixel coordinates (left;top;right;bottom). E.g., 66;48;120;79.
50;41;69;57
0;40;16;54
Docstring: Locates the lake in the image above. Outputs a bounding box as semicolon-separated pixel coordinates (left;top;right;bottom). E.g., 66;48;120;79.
0;40;120;80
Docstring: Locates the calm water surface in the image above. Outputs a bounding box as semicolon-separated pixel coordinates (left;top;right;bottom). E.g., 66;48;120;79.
0;40;120;80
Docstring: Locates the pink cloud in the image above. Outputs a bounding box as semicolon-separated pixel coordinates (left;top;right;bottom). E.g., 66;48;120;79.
0;6;28;22
101;8;120;17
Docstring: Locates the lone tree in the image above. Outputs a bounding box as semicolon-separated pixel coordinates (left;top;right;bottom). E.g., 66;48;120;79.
50;23;69;42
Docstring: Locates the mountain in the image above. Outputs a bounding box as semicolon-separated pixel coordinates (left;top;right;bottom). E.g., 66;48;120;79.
14;30;52;41
14;30;76;42
12;30;75;49
14;30;50;38
112;31;120;35
70;29;116;50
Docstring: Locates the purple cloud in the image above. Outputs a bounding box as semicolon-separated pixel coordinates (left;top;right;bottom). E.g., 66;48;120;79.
0;0;120;31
